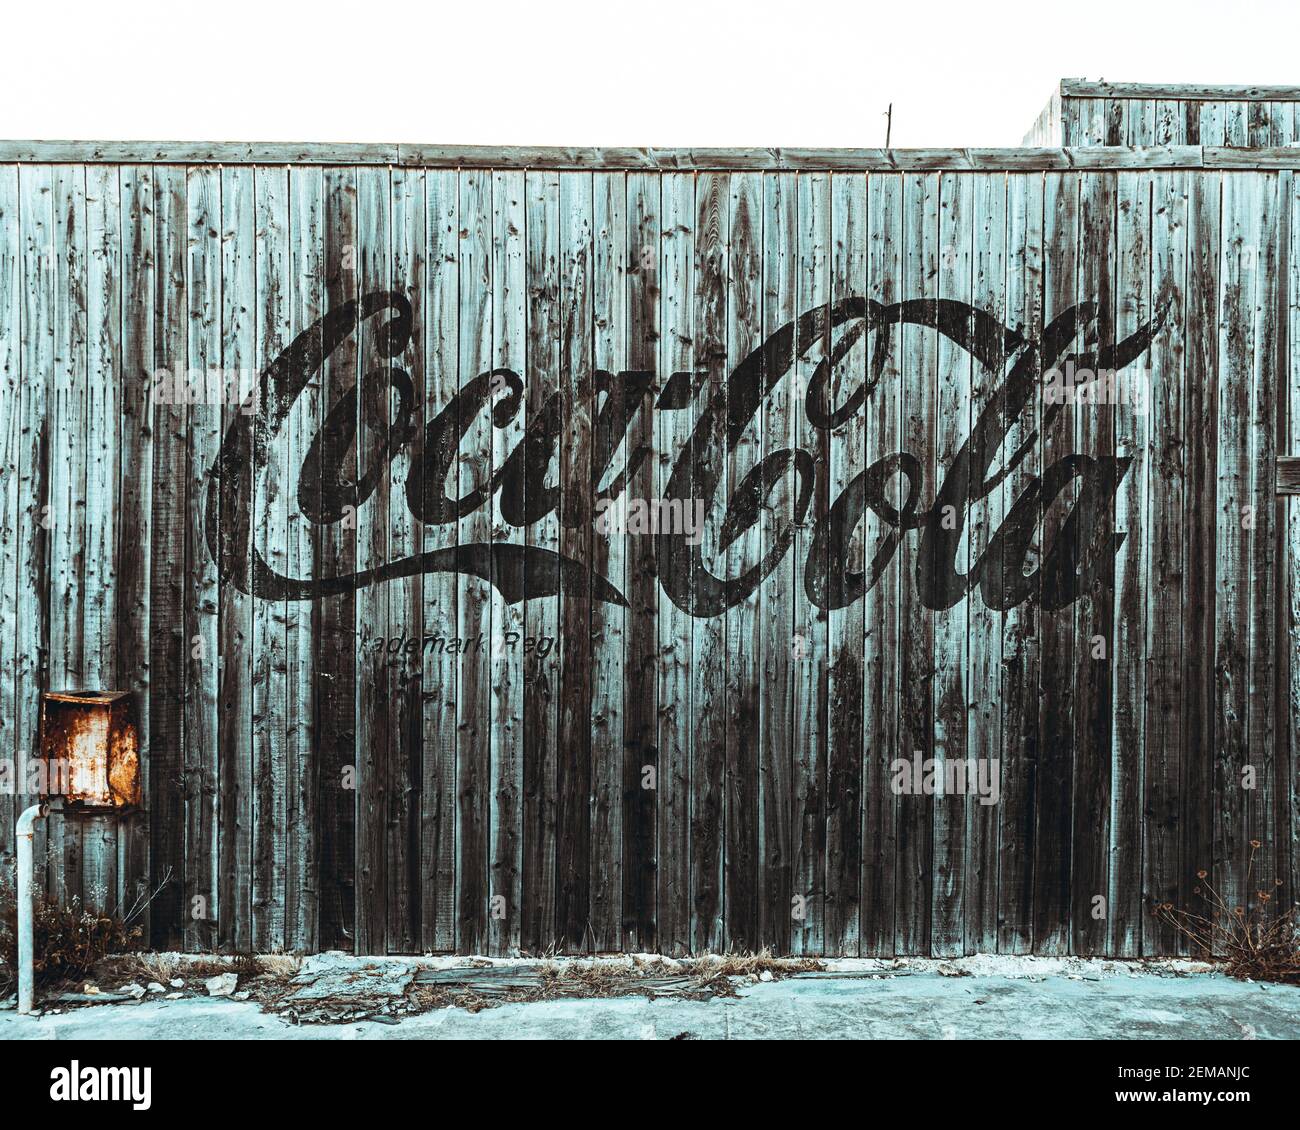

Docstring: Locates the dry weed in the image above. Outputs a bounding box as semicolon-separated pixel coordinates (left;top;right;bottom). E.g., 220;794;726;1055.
1154;842;1300;985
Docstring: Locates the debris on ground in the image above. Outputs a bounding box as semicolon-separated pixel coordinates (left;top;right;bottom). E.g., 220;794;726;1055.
205;973;239;998
244;951;825;1025
4;951;1261;1027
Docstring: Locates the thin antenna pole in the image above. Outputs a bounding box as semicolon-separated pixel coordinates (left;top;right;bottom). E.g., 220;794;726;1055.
885;103;893;147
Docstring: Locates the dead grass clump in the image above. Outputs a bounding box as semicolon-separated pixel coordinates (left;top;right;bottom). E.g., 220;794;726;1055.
257;954;302;978
0;893;143;990
406;985;494;1014
102;949;297;989
683;950;824;980
0;864;175;993
1154;842;1300;985
174;957;235;980
108;951;180;986
232;952;265;977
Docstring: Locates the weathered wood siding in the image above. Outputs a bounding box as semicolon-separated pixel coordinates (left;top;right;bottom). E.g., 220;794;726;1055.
1025;80;1300;147
1;153;1297;957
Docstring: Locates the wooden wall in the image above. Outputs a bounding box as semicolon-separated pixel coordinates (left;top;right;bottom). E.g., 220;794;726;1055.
1;152;1298;957
1024;81;1300;147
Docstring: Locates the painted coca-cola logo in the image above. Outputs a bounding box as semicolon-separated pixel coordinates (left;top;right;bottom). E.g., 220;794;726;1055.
206;289;1165;616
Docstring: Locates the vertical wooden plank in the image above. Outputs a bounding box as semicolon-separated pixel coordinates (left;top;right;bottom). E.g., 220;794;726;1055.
17;167;52;905
693;171;728;954
1248;103;1273;147
862;172;901;957
520;171;557;952
221;164;255;952
1072;170;1116;955
725;171;764;953
388;166;424;954
555;171;593;952
1274;105;1298;146
931;171;971;957
1155;101;1184;146
490;169;525;955
354;166;391;954
791;171;829;955
316;166;357;951
1247;175;1280;912
657;172;693;956
147;165;186;948
966;170;1007;953
418;172;459;952
254;166;293;951
49;168;86;698
1144;168;1188;954
1224;102;1248;147
1198;102;1227;147
118;166;155;934
286;165;322;952
1103;100;1128;146
997;170;1044;954
623;171;659;953
420;171;459;952
590;170;626;953
1215;172;1255;919
1285;170;1300;919
1035;170;1078;955
1182;169;1220;953
50;165;87;907
185;165;221;951
895;171;937;955
456;169;492;954
83;167;120;692
0;166;19;881
1111;170;1149;957
758;172;796;954
823;171;864;957
1273;103;1290;144
1127;101;1156;147
83;164;121;912
1274;103;1292;145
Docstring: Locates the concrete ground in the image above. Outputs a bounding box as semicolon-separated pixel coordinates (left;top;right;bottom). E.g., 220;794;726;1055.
4;957;1300;1039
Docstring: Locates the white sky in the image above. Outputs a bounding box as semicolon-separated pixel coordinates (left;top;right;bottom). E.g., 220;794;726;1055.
2;0;1298;148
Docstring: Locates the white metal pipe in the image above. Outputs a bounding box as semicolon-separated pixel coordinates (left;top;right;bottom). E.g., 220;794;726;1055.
16;803;50;1015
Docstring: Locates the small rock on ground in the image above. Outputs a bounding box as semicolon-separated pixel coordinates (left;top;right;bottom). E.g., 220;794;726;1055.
206;973;239;998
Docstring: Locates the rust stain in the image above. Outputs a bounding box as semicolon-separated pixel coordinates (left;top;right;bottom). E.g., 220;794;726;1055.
39;690;142;809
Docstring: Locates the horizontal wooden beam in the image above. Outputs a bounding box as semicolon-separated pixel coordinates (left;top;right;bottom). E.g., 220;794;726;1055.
1061;79;1300;101
0;141;404;164
1278;457;1300;496
5;141;1300;170
1205;146;1300;168
394;145;1209;171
